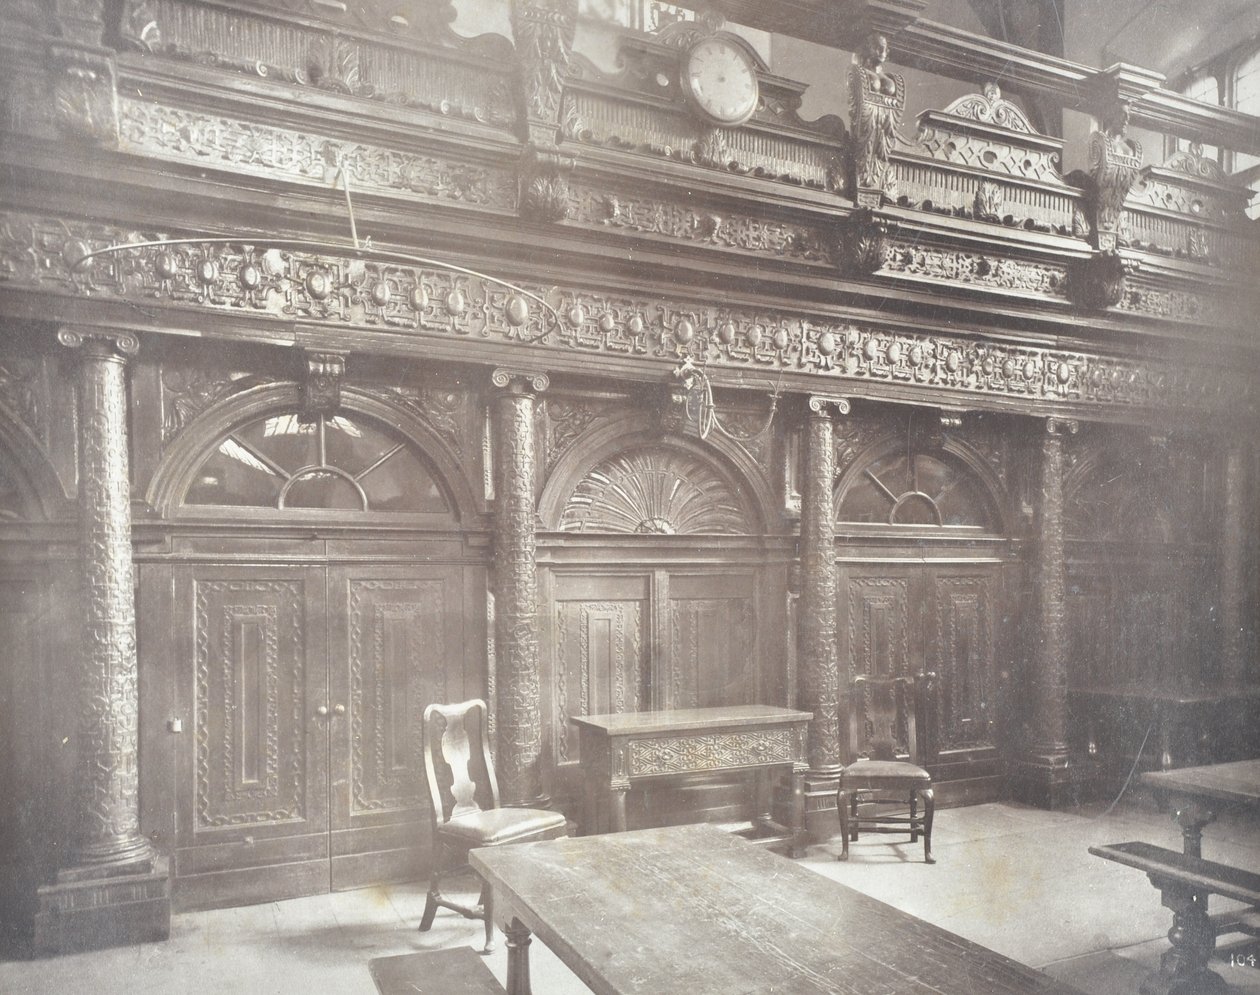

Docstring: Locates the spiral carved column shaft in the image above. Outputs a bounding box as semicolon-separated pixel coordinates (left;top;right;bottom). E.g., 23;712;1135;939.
59;327;156;869
1220;442;1247;686
491;369;549;807
1029;417;1076;759
798;398;848;778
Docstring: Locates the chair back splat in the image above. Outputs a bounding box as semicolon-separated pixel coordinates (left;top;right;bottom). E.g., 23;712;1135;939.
418;699;569;952
837;673;937;864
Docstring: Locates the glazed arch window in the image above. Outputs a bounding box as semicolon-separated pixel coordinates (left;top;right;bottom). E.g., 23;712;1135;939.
837;451;995;530
184;410;449;515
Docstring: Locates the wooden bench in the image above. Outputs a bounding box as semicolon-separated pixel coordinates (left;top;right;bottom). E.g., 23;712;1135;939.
1091;841;1260;994
367;947;505;995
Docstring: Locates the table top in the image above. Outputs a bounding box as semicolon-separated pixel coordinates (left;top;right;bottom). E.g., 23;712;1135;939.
570;704;812;736
1140;758;1260;806
471;823;1083;995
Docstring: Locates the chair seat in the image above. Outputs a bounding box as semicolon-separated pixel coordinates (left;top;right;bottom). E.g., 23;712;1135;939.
439;807;568;847
841;758;932;791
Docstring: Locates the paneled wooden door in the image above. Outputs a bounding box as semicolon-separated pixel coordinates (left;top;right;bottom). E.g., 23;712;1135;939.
839;560;1005;788
172;559;463;907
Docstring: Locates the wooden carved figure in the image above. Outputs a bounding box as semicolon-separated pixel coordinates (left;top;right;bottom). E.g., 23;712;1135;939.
1087;100;1143;250
849;32;904;205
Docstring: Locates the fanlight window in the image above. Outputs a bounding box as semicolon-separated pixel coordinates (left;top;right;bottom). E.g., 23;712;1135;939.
838;452;993;529
185;411;448;514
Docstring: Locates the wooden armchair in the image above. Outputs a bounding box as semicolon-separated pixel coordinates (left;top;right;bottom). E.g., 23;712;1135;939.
419;699;568;951
836;673;936;864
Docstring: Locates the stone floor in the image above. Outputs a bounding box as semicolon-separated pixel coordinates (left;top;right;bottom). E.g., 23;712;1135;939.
2;797;1258;994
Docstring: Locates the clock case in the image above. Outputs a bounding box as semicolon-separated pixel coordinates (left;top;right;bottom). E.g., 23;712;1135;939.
678;32;762;127
560;16;847;192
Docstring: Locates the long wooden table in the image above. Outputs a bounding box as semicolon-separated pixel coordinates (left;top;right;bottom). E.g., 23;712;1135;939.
471;823;1085;995
1142;758;1260;857
570;706;810;856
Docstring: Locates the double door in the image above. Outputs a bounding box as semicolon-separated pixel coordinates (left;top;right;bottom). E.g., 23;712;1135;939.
166;554;470;909
839;560;1007;783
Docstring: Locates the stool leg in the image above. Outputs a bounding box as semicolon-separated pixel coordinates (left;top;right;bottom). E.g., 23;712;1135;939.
910;790;919;844
921;787;935;864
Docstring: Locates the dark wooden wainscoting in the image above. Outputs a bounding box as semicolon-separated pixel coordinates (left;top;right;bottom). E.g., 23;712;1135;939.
539;543;792;831
140;537;485;911
838;555;1013;802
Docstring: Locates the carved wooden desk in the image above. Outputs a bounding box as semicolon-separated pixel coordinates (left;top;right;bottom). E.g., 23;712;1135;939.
570;705;810;855
471;824;1086;995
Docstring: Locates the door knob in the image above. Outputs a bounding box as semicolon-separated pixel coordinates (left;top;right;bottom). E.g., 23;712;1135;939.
315;705;329;718
333;703;346;716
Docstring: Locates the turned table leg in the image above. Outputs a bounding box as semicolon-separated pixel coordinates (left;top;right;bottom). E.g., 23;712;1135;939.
504;917;534;995
1140;885;1225;995
610;786;629;833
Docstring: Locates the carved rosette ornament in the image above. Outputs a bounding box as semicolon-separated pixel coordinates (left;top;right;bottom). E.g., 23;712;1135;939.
798;395;850;779
1085;101;1142;251
57;326;156;869
848;33;904;207
1029;416;1077;761
490;368;550;806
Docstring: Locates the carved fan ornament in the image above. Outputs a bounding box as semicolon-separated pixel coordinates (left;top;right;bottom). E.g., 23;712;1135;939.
559;446;751;534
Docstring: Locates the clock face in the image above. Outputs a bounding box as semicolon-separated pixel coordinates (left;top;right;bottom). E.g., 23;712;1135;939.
682;37;759;126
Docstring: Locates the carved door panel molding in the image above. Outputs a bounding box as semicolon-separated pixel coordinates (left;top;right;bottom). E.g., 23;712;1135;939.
663;572;758;711
174;564;330;904
327;564;464;890
927;571;997;753
840;570;916;680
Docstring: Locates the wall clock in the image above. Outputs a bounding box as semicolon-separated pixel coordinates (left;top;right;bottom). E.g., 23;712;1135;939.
680;35;760;127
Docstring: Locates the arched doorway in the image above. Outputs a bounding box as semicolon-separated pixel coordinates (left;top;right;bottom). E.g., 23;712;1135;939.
833;430;1013;796
143;386;484;909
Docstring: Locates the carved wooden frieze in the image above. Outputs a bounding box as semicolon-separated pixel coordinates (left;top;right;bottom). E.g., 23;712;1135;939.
895;83;1078;235
119;0;515;129
117;99;518;210
568;182;830;262
1;211;1255;417
881;238;1070;299
1123;144;1256;272
627;729;795;776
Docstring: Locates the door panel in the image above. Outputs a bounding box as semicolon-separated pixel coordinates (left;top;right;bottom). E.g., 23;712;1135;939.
664;573;757;709
840;570;915;680
174;566;329;907
328;565;464;890
548;574;651;772
929;572;996;752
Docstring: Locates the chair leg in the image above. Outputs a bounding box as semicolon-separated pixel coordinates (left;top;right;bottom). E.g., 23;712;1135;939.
836;789;850;861
921;787;935;864
419;863;441;932
909;790;919;843
850;792;860;842
480;880;495;953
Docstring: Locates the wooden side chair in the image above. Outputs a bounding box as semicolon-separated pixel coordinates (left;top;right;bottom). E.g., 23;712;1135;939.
419;699;568;951
836;673;936;864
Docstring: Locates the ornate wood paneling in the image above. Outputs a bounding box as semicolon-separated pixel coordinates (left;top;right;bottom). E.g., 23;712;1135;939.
667;594;754;709
550;575;649;768
930;573;995;751
193;577;314;831
843;574;911;679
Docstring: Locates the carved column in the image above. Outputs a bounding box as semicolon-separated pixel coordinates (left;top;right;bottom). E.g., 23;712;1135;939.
1220;441;1248;686
1016;416;1078;808
797;396;849;840
36;327;169;954
491;368;549;807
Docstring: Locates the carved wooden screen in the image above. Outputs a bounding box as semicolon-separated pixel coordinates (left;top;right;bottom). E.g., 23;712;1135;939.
664;573;757;709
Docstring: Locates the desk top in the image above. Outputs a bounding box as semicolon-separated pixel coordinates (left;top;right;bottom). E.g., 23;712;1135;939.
1141;759;1260;806
471;824;1082;995
570;705;812;736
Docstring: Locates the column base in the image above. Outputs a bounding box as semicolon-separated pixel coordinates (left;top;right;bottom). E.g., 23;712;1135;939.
803;770;842;844
34;856;170;955
1008;752;1082;810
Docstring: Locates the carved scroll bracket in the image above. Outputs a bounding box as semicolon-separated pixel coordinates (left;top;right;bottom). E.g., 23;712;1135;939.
1067;251;1139;309
519;146;574;223
511;0;577;147
833;209;889;277
300;349;347;416
48;41;119;147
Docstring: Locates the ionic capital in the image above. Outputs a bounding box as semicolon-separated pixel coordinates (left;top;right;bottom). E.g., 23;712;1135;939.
1044;416;1079;437
57;326;139;360
491;368;550;395
806;395;851;419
